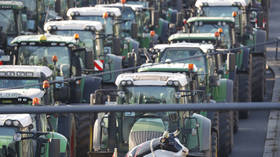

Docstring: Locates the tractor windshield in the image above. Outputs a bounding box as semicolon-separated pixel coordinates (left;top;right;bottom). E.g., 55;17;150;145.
0;9;16;34
191;23;231;49
201;6;240;28
121;86;178;104
75;16;113;35
17;46;71;77
160;47;207;74
0;78;40;89
54;30;96;51
119;7;135;33
0;127;17;156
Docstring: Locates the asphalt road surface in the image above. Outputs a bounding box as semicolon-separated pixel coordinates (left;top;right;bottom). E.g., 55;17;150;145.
230;0;279;156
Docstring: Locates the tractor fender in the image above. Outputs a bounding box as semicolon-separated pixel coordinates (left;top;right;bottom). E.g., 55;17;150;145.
81;77;102;103
125;37;140;52
191;113;211;152
103;54;122;83
158;18;169;43
253;29;267;54
46;132;68;153
212;79;233;102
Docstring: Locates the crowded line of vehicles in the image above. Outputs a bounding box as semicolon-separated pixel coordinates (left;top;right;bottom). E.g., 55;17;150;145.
0;0;270;156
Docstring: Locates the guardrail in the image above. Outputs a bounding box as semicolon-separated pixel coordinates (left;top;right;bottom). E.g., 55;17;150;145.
0;102;279;114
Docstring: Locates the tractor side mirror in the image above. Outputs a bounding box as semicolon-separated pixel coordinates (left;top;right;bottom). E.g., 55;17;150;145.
112;38;121;56
48;139;60;157
131;23;138;39
209;75;219;87
227;53;236;72
151;10;159;26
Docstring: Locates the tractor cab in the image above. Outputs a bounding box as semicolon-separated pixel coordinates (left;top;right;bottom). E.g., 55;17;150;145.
89;71;211;157
0;113;68;157
0;65;54;105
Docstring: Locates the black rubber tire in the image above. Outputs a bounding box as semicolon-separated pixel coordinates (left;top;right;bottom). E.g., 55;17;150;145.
238;73;251;119
251;56;265;102
206;111;219;157
218;112;232;157
234;111;239;134
75;113;91;157
233;75;239;133
211;131;218;157
57;114;76;157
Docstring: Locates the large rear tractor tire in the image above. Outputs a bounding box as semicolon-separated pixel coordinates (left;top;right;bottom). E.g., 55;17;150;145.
211;131;218;157
251;55;265;102
218;112;232;157
75;113;91;157
238;73;251;119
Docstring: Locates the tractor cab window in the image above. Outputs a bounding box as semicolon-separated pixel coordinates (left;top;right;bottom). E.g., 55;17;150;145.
75;16;114;36
0;10;16;34
0;127;18;156
160;48;207;75
17;45;71;77
191;23;231;49
118;7;136;35
201;6;240;29
120;86;178;104
54;30;96;52
0;78;40;89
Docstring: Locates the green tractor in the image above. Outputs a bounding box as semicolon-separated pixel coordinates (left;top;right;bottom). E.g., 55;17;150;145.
0;1;27;55
0;114;68;157
0;65;68;157
89;70;212;157
9;34;104;157
143;42;235;157
44;20;125;85
194;0;267;104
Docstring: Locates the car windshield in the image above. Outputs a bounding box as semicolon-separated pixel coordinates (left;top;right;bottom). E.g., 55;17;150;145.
202;6;240;28
192;24;231;48
18;46;70;77
0;78;40;89
121;86;177;104
0;127;17;156
0;10;16;33
54;30;96;51
160;48;207;74
75;16;113;35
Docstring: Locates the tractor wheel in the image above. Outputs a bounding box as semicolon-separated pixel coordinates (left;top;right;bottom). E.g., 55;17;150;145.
75;113;91;157
57;114;76;157
233;73;239;133
238;73;251;119
251;56;265;102
234;111;239;134
211;131;218;157
218;112;232;157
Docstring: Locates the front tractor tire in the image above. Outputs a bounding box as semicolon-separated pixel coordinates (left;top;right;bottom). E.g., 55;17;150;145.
251;55;266;102
238;73;251;119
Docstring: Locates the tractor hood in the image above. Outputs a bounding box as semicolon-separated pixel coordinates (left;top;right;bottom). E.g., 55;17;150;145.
0;114;32;127
0;88;45;99
130;117;166;133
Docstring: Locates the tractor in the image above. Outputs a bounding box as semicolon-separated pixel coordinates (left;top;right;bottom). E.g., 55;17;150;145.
194;0;267;104
89;70;212;157
142;42;235;157
9;34;103;157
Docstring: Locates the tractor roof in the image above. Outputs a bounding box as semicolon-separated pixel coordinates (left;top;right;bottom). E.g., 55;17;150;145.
138;63;198;73
187;17;235;23
0;65;52;78
67;7;121;17
11;34;78;45
195;0;247;7
154;43;214;53
115;72;188;87
95;3;145;11
0;88;45;99
0;114;32;127
169;33;216;42
44;20;103;32
0;1;24;9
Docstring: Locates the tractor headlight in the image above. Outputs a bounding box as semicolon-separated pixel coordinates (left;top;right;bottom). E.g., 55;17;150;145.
175;92;181;99
173;81;179;86
121;81;127;86
167;80;173;86
13;133;21;142
13;120;20;127
4;120;12;126
126;80;133;86
117;91;125;98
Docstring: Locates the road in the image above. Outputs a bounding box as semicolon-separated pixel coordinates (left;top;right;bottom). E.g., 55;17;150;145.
230;0;279;156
